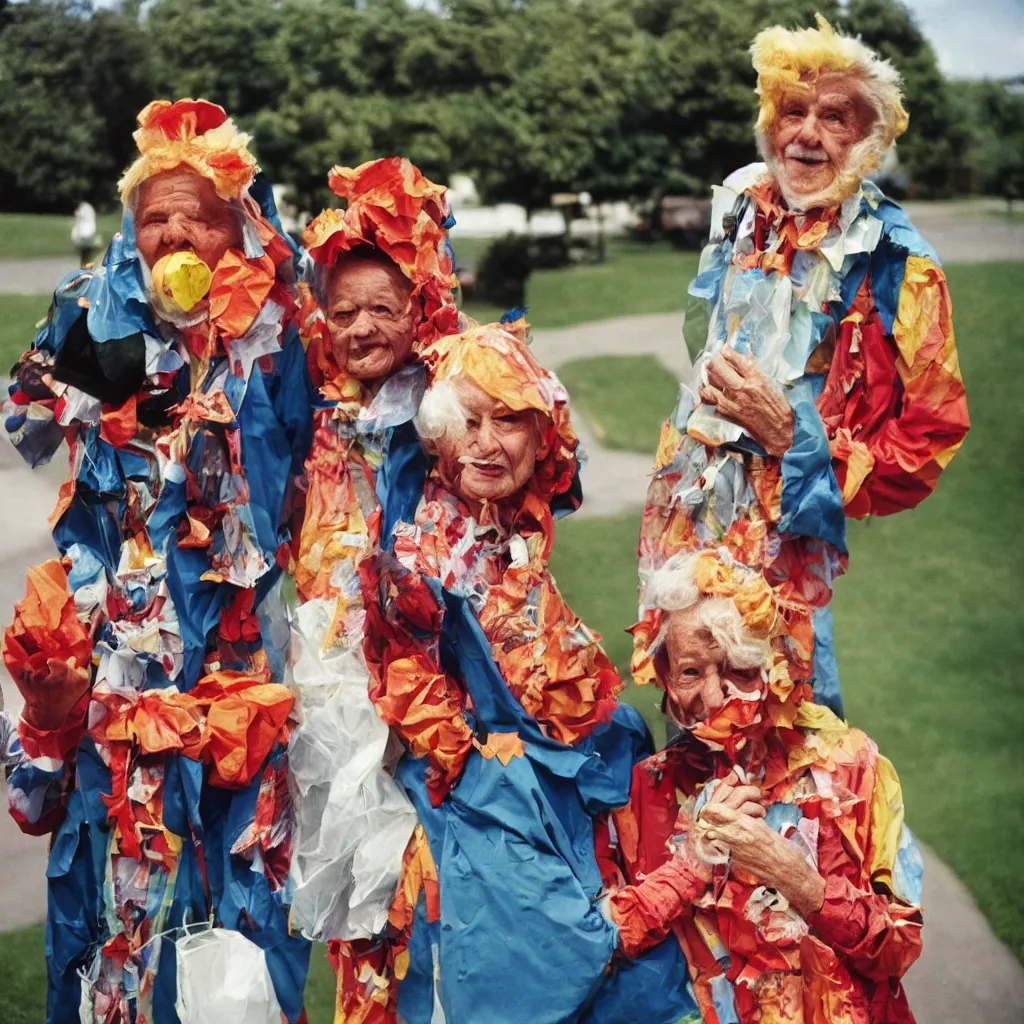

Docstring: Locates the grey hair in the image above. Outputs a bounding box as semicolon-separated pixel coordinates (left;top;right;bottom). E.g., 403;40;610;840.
645;552;768;671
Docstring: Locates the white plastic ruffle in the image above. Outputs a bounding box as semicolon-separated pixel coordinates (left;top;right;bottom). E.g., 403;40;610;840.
287;597;418;942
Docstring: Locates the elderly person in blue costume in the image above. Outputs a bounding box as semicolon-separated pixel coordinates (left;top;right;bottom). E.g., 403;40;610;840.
1;99;312;1023
331;316;699;1024
634;17;969;717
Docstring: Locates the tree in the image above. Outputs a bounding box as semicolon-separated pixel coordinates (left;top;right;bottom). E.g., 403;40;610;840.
844;0;965;197
954;79;1024;208
0;0;154;212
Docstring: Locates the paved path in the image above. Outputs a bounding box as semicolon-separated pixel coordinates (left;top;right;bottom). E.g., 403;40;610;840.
1;311;1023;1022
533;312;689;518
0;256;76;295
901;200;1024;263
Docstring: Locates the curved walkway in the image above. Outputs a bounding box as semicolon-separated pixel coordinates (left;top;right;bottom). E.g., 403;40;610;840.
1;311;1023;1023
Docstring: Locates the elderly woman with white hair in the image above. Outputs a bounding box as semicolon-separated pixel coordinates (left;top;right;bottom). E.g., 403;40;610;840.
637;16;969;720
595;548;924;1024
329;316;700;1024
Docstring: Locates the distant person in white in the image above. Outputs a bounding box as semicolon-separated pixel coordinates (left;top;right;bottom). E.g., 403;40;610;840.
70;201;99;267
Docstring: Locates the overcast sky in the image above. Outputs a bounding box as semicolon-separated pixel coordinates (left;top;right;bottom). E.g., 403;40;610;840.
903;0;1024;78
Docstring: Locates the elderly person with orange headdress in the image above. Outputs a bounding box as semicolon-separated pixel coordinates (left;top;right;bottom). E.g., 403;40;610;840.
595;548;923;1023
327;317;700;1024
1;100;313;1022
285;158;460;944
637;16;969;718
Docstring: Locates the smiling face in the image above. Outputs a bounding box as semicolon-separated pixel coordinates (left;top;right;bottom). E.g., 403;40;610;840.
432;378;543;505
663;604;764;728
325;254;416;386
134;167;241;271
770;72;876;203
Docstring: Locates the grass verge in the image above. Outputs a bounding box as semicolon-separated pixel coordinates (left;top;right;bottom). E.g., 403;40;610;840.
559;355;678;453
0;213;122;261
0;296;49;373
460;237;699;328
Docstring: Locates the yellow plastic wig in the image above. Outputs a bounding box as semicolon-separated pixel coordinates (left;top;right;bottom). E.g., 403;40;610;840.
118;99;258;205
753;14;908;144
752;14;909;203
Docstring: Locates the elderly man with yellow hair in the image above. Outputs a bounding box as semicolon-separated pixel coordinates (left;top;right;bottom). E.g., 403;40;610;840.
2;100;313;1022
637;16;970;719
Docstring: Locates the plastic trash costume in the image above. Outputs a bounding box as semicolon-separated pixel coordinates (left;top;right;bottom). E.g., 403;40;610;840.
598;549;923;1023
634;19;969;716
286;157;459;944
2;100;313;1023
334;320;699;1024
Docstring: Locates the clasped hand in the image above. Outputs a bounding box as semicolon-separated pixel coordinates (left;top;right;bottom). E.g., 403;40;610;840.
676;774;825;918
697;348;795;458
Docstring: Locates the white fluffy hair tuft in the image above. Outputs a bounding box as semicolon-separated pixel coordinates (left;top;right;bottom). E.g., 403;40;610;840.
645;552;768;671
644;552;703;614
414;376;468;441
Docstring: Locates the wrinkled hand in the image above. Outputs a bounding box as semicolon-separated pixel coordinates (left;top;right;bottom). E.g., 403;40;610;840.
699;803;825;917
672;774;766;868
705;773;767;820
698;348;795;457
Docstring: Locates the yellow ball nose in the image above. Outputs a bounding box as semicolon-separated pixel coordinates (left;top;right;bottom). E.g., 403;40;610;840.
151;250;213;315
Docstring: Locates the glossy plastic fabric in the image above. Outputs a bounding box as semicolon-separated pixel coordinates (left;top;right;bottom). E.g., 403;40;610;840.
635;166;969;717
600;706;924;1023
395;583;697;1024
4;179;314;1022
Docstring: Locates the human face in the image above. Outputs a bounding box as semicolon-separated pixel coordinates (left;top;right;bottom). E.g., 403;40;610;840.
134;168;241;271
325;256;415;385
770;73;876;202
663;605;763;727
434;378;543;505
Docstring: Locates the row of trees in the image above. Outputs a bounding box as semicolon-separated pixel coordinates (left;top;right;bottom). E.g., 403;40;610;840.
1;0;1021;214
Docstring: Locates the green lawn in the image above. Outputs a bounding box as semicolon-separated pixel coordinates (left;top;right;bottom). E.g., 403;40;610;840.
461;237;699;329
550;261;1024;963
559;354;678;453
0;212;122;261
0;295;48;372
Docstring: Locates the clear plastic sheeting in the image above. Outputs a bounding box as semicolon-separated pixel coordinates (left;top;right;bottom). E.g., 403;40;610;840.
174;927;284;1024
287;596;418;942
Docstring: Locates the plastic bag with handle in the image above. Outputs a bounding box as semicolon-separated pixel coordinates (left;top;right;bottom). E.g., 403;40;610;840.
174;926;284;1024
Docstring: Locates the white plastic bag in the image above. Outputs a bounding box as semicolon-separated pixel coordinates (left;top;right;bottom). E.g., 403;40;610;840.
174;927;284;1024
287;598;418;942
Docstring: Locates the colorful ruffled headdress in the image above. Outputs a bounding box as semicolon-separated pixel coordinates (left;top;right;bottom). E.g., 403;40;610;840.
415;316;580;513
303;158;458;351
118;99;259;205
751;14;909;206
